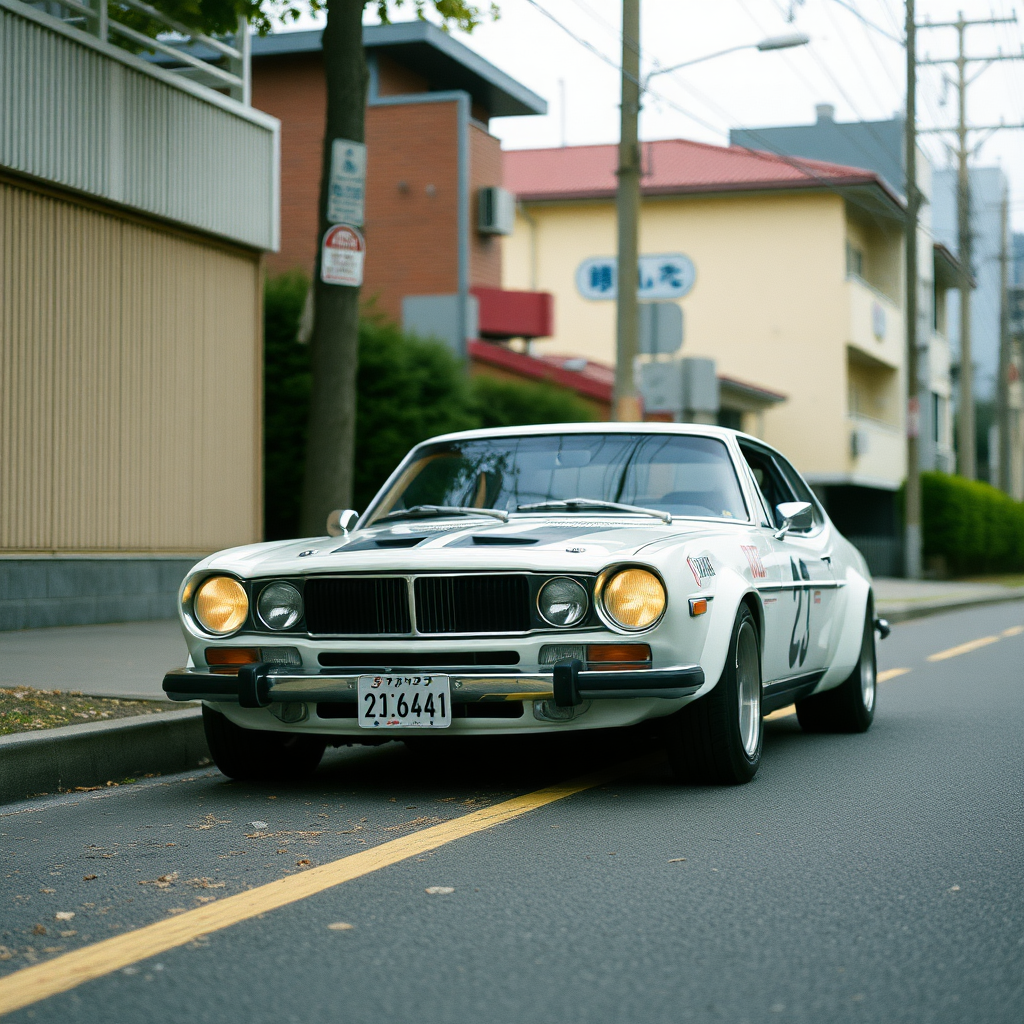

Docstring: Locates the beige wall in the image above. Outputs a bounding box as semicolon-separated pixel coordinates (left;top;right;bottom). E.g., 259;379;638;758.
1;178;262;553
505;190;878;481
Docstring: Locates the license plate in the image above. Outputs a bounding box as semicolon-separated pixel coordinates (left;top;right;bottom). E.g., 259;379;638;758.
357;674;452;729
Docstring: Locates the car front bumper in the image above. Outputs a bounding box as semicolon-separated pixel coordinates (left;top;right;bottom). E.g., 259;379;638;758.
162;662;704;709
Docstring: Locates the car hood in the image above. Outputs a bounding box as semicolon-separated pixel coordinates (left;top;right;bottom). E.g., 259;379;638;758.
198;515;739;578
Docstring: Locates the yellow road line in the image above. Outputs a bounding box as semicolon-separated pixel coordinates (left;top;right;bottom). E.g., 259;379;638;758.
0;765;626;1018
878;667;911;682
927;636;1001;662
1002;625;1024;637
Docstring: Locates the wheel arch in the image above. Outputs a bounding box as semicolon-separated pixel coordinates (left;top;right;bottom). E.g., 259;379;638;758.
813;569;873;694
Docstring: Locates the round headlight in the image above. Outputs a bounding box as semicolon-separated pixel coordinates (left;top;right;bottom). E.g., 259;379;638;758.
538;577;588;627
194;576;248;635
601;568;666;630
258;582;303;631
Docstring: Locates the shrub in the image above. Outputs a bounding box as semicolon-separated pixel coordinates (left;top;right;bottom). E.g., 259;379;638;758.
469;373;597;429
262;274;597;538
921;471;1024;574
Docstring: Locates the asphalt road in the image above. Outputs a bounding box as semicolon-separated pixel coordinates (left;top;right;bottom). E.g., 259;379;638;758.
1;602;1022;1023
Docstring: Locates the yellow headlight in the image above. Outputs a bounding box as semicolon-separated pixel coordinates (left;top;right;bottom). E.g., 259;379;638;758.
194;576;248;635
601;568;666;630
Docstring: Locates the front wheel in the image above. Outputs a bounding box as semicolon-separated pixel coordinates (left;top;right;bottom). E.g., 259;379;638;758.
202;705;327;781
665;604;763;785
795;608;876;734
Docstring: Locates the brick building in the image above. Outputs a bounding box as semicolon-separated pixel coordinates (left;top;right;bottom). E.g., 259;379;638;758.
251;22;547;353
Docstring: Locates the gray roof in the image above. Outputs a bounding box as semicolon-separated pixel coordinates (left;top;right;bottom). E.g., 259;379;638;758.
253;22;546;119
730;115;905;198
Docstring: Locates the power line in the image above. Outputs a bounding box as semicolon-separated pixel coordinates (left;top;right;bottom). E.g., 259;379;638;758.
828;0;902;43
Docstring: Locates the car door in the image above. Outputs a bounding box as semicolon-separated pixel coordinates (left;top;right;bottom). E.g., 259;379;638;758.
738;442;841;684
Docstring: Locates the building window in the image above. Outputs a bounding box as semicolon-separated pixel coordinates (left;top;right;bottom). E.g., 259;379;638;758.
846;241;864;279
932;392;943;445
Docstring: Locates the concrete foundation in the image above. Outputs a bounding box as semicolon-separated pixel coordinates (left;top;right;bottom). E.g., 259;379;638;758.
0;556;204;631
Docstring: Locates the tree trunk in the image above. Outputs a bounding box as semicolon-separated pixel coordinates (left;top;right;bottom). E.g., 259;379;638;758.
299;0;367;536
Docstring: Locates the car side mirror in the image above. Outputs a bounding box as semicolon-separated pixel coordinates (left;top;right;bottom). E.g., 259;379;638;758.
774;501;813;539
326;509;359;537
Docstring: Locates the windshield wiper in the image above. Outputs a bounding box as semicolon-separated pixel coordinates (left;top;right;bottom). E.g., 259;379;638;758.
516;498;672;524
379;505;509;523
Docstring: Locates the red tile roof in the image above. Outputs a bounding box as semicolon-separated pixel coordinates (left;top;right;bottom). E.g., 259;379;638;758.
504;138;901;205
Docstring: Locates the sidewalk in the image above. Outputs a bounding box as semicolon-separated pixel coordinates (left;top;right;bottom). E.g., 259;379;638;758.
0;619;186;700
873;577;1024;623
2;577;1024;702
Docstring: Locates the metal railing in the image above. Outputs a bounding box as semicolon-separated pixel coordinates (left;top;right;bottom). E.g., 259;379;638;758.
30;0;250;103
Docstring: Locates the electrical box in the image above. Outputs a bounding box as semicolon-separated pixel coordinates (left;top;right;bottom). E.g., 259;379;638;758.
478;187;516;235
638;302;683;355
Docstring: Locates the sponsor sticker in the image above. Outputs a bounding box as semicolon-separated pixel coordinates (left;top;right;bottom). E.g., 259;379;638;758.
687;555;715;587
740;545;768;579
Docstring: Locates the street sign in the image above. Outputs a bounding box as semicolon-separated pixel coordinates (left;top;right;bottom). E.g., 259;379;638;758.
639;302;684;355
576;253;696;300
321;225;365;287
327;139;366;226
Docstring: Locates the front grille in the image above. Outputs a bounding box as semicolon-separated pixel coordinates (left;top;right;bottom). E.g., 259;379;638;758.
318;651;519;668
304;577;411;635
414;575;531;634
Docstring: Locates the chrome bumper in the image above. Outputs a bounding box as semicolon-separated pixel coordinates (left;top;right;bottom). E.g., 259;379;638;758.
162;662;704;709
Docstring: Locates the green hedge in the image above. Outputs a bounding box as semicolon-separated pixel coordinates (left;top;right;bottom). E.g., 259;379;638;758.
922;471;1024;574
263;275;595;539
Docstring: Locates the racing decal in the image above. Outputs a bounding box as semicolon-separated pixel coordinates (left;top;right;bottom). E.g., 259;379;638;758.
740;545;767;579
687;555;715;587
788;558;811;668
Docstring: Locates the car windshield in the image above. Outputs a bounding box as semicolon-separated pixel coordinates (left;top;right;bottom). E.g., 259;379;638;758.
364;433;749;524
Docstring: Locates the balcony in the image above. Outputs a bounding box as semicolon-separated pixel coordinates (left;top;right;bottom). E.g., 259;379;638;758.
848;415;905;488
847;276;902;369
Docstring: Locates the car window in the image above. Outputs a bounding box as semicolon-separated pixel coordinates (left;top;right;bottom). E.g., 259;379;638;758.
738;444;794;527
365;434;751;524
772;453;825;530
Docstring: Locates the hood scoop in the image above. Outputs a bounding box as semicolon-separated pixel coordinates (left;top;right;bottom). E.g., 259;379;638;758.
468;535;539;546
332;535;426;552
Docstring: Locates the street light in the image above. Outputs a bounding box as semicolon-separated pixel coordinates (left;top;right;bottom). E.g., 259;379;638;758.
612;27;811;422
644;33;811;84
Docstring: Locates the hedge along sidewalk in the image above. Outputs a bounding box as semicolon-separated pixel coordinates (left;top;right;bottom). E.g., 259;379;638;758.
0;708;209;807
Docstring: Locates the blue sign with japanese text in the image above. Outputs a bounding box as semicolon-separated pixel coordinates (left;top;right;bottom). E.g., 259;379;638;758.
575;253;696;300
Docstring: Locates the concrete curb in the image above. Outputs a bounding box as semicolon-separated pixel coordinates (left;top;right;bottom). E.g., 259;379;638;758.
878;588;1024;624
0;708;209;806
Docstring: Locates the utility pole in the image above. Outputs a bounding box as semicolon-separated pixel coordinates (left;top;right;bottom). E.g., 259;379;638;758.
998;184;1011;492
919;12;1022;480
613;0;642;421
904;0;921;579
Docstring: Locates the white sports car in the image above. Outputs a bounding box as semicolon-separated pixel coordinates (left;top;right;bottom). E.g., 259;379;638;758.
164;424;887;785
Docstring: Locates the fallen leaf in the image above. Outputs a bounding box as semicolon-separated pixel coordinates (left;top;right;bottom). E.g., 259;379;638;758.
31;925;47;936
250;821;269;829
42;946;64;954
59;930;76;938
54;912;75;922
949;885;960;892
327;922;354;931
40;888;56;894
668;858;687;863
296;859;312;868
185;878;225;890
195;896;217;904
139;873;179;889
0;947;12;960
83;875;97;881
425;886;454;895
166;908;188;915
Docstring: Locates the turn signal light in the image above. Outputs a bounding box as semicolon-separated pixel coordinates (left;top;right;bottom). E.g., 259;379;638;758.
689;598;708;616
585;644;651;669
206;647;260;666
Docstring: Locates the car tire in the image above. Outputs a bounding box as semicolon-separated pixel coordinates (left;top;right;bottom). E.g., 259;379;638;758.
795;606;876;734
202;705;327;781
665;604;763;785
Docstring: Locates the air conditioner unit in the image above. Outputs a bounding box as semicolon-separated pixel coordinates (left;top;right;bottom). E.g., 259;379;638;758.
850;428;870;458
478;187;516;235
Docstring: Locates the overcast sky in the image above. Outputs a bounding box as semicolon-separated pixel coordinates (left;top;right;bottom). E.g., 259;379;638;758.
346;1;1024;228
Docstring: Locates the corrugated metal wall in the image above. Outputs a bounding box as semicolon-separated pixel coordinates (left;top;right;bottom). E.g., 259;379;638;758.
0;179;262;553
0;1;278;251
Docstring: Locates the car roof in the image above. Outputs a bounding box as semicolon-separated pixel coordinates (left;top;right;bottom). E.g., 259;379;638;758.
421;421;759;446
